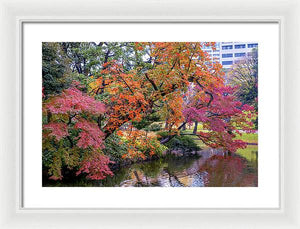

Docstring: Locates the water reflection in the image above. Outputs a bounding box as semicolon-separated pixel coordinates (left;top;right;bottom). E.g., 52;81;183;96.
43;146;257;187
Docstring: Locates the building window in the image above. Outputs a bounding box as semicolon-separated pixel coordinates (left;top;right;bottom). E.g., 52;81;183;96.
222;53;233;58
222;45;233;50
222;61;233;65
234;53;246;57
234;44;246;49
248;43;258;48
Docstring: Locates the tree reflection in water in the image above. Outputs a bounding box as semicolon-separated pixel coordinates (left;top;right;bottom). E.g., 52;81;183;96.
43;148;258;187
108;149;257;187
199;155;257;187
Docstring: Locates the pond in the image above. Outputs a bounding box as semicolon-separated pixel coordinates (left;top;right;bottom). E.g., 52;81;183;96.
43;145;258;187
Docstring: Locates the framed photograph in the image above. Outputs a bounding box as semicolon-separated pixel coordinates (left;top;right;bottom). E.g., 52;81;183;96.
0;0;299;228
22;22;277;210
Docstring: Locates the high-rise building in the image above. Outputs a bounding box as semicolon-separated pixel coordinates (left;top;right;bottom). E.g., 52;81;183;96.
202;42;258;69
220;42;258;69
201;42;258;84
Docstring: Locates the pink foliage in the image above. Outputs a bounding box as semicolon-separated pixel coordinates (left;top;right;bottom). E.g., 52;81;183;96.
208;119;226;132
242;104;255;112
183;85;255;153
74;120;105;149
46;87;106;115
183;107;208;123
43;122;69;141
49;175;63;181
43;87;110;180
76;153;114;180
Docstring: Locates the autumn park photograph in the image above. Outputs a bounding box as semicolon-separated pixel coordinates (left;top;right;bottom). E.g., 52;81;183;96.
42;42;258;187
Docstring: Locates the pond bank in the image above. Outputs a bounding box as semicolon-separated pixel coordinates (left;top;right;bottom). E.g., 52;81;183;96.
43;145;258;187
109;147;225;171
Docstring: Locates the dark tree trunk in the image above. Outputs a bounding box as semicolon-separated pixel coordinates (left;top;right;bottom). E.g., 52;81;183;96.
165;119;169;129
160;122;187;144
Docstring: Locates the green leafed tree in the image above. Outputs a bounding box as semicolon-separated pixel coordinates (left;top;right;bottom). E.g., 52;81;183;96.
42;42;71;97
228;48;258;106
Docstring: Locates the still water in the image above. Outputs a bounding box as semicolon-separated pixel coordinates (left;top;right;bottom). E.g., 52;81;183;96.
43;145;258;187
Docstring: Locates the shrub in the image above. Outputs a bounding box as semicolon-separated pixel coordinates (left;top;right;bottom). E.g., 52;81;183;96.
145;123;162;132
131;113;161;130
147;138;168;157
156;131;170;139
103;133;128;163
166;135;200;151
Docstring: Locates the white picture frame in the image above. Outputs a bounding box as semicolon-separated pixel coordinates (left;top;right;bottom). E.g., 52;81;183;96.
22;21;279;210
0;0;299;228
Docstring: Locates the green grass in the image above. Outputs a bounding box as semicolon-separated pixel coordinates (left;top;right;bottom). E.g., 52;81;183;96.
181;129;257;142
154;121;258;151
236;144;258;168
183;133;258;151
234;133;258;144
186;134;207;149
234;133;258;168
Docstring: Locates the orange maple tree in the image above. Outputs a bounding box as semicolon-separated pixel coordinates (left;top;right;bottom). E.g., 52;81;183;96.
90;42;224;136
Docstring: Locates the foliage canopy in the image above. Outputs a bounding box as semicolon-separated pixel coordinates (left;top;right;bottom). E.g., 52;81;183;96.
42;42;257;181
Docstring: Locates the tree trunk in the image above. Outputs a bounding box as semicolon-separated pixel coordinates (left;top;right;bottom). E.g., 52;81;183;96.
193;121;198;134
160;122;186;144
165;119;169;129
